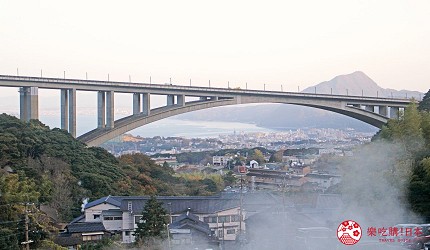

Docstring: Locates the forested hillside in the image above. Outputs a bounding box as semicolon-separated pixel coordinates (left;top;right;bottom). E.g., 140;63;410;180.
373;90;430;219
0;114;225;249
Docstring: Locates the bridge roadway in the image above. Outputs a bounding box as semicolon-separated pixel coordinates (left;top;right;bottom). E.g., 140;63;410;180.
0;75;411;146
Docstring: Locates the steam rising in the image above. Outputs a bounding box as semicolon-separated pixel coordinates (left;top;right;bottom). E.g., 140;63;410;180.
150;141;419;249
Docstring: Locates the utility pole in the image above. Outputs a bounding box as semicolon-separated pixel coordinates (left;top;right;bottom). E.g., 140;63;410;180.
21;203;33;250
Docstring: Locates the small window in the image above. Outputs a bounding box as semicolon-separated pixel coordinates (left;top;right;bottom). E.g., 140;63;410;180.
127;201;133;211
203;217;210;223
125;231;130;236
227;229;235;234
219;216;230;223
93;214;100;220
114;216;122;220
231;215;240;222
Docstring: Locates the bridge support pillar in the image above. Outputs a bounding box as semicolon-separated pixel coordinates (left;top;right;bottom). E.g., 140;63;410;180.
97;91;106;128
379;106;388;117
142;93;150;116
365;105;375;112
68;89;77;137
19;87;38;122
167;95;174;106
60;89;68;130
390;107;399;119
106;91;114;129
177;95;185;106
133;93;141;115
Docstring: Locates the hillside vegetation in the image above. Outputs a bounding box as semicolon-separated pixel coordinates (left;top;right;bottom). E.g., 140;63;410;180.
0;114;225;249
373;90;430;219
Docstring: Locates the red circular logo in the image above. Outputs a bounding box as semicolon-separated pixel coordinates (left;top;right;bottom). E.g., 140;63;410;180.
337;220;362;245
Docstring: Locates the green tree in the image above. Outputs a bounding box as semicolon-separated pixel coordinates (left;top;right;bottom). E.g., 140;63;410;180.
269;150;284;162
248;149;265;165
418;89;430;112
134;196;168;246
223;171;237;186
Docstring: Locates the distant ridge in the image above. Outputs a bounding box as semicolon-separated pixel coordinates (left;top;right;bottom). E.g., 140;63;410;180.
176;71;423;132
302;71;422;99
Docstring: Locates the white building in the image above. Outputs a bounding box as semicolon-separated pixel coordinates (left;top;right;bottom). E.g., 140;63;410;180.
213;156;229;166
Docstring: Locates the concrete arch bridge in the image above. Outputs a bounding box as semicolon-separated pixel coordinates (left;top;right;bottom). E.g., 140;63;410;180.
0;75;410;146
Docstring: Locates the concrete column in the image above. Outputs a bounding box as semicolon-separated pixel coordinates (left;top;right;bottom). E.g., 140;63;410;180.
29;87;38;120
106;91;114;129
97;91;106;128
390;107;399;119
379;106;388;117
167;95;174;106
60;89;69;130
142;93;150;116
68;89;77;138
133;93;141;115
19;87;39;121
19;87;29;121
177;95;185;107
365;105;375;112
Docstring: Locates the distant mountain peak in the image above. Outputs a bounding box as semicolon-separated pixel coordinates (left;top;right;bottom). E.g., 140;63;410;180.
303;71;421;98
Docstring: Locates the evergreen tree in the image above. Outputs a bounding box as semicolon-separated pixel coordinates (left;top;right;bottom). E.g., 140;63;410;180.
418;89;430;112
134;196;168;245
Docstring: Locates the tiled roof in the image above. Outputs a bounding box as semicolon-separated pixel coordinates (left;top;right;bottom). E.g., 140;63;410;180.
119;195;240;214
66;222;106;233
69;214;85;224
305;173;341;179
170;212;211;235
84;195;122;209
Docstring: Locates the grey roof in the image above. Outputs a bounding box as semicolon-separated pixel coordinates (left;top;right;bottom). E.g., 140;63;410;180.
85;195;123;209
170;212;211;235
69;214;85;224
305;173;341;179
66;222;106;233
120;195;240;214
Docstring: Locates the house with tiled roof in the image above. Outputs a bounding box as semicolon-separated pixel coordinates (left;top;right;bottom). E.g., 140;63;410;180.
55;222;108;248
68;194;245;244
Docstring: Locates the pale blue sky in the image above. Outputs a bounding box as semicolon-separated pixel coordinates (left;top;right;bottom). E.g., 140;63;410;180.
1;0;429;96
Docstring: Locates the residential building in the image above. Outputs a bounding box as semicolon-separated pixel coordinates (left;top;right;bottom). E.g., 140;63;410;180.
55;222;108;248
305;173;341;191
69;194;245;244
246;169;307;191
213;156;229;166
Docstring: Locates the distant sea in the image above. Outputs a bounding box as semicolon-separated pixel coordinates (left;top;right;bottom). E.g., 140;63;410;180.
37;115;277;138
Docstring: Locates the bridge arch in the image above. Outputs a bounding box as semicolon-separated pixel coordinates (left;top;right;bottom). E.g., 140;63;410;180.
78;96;389;146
